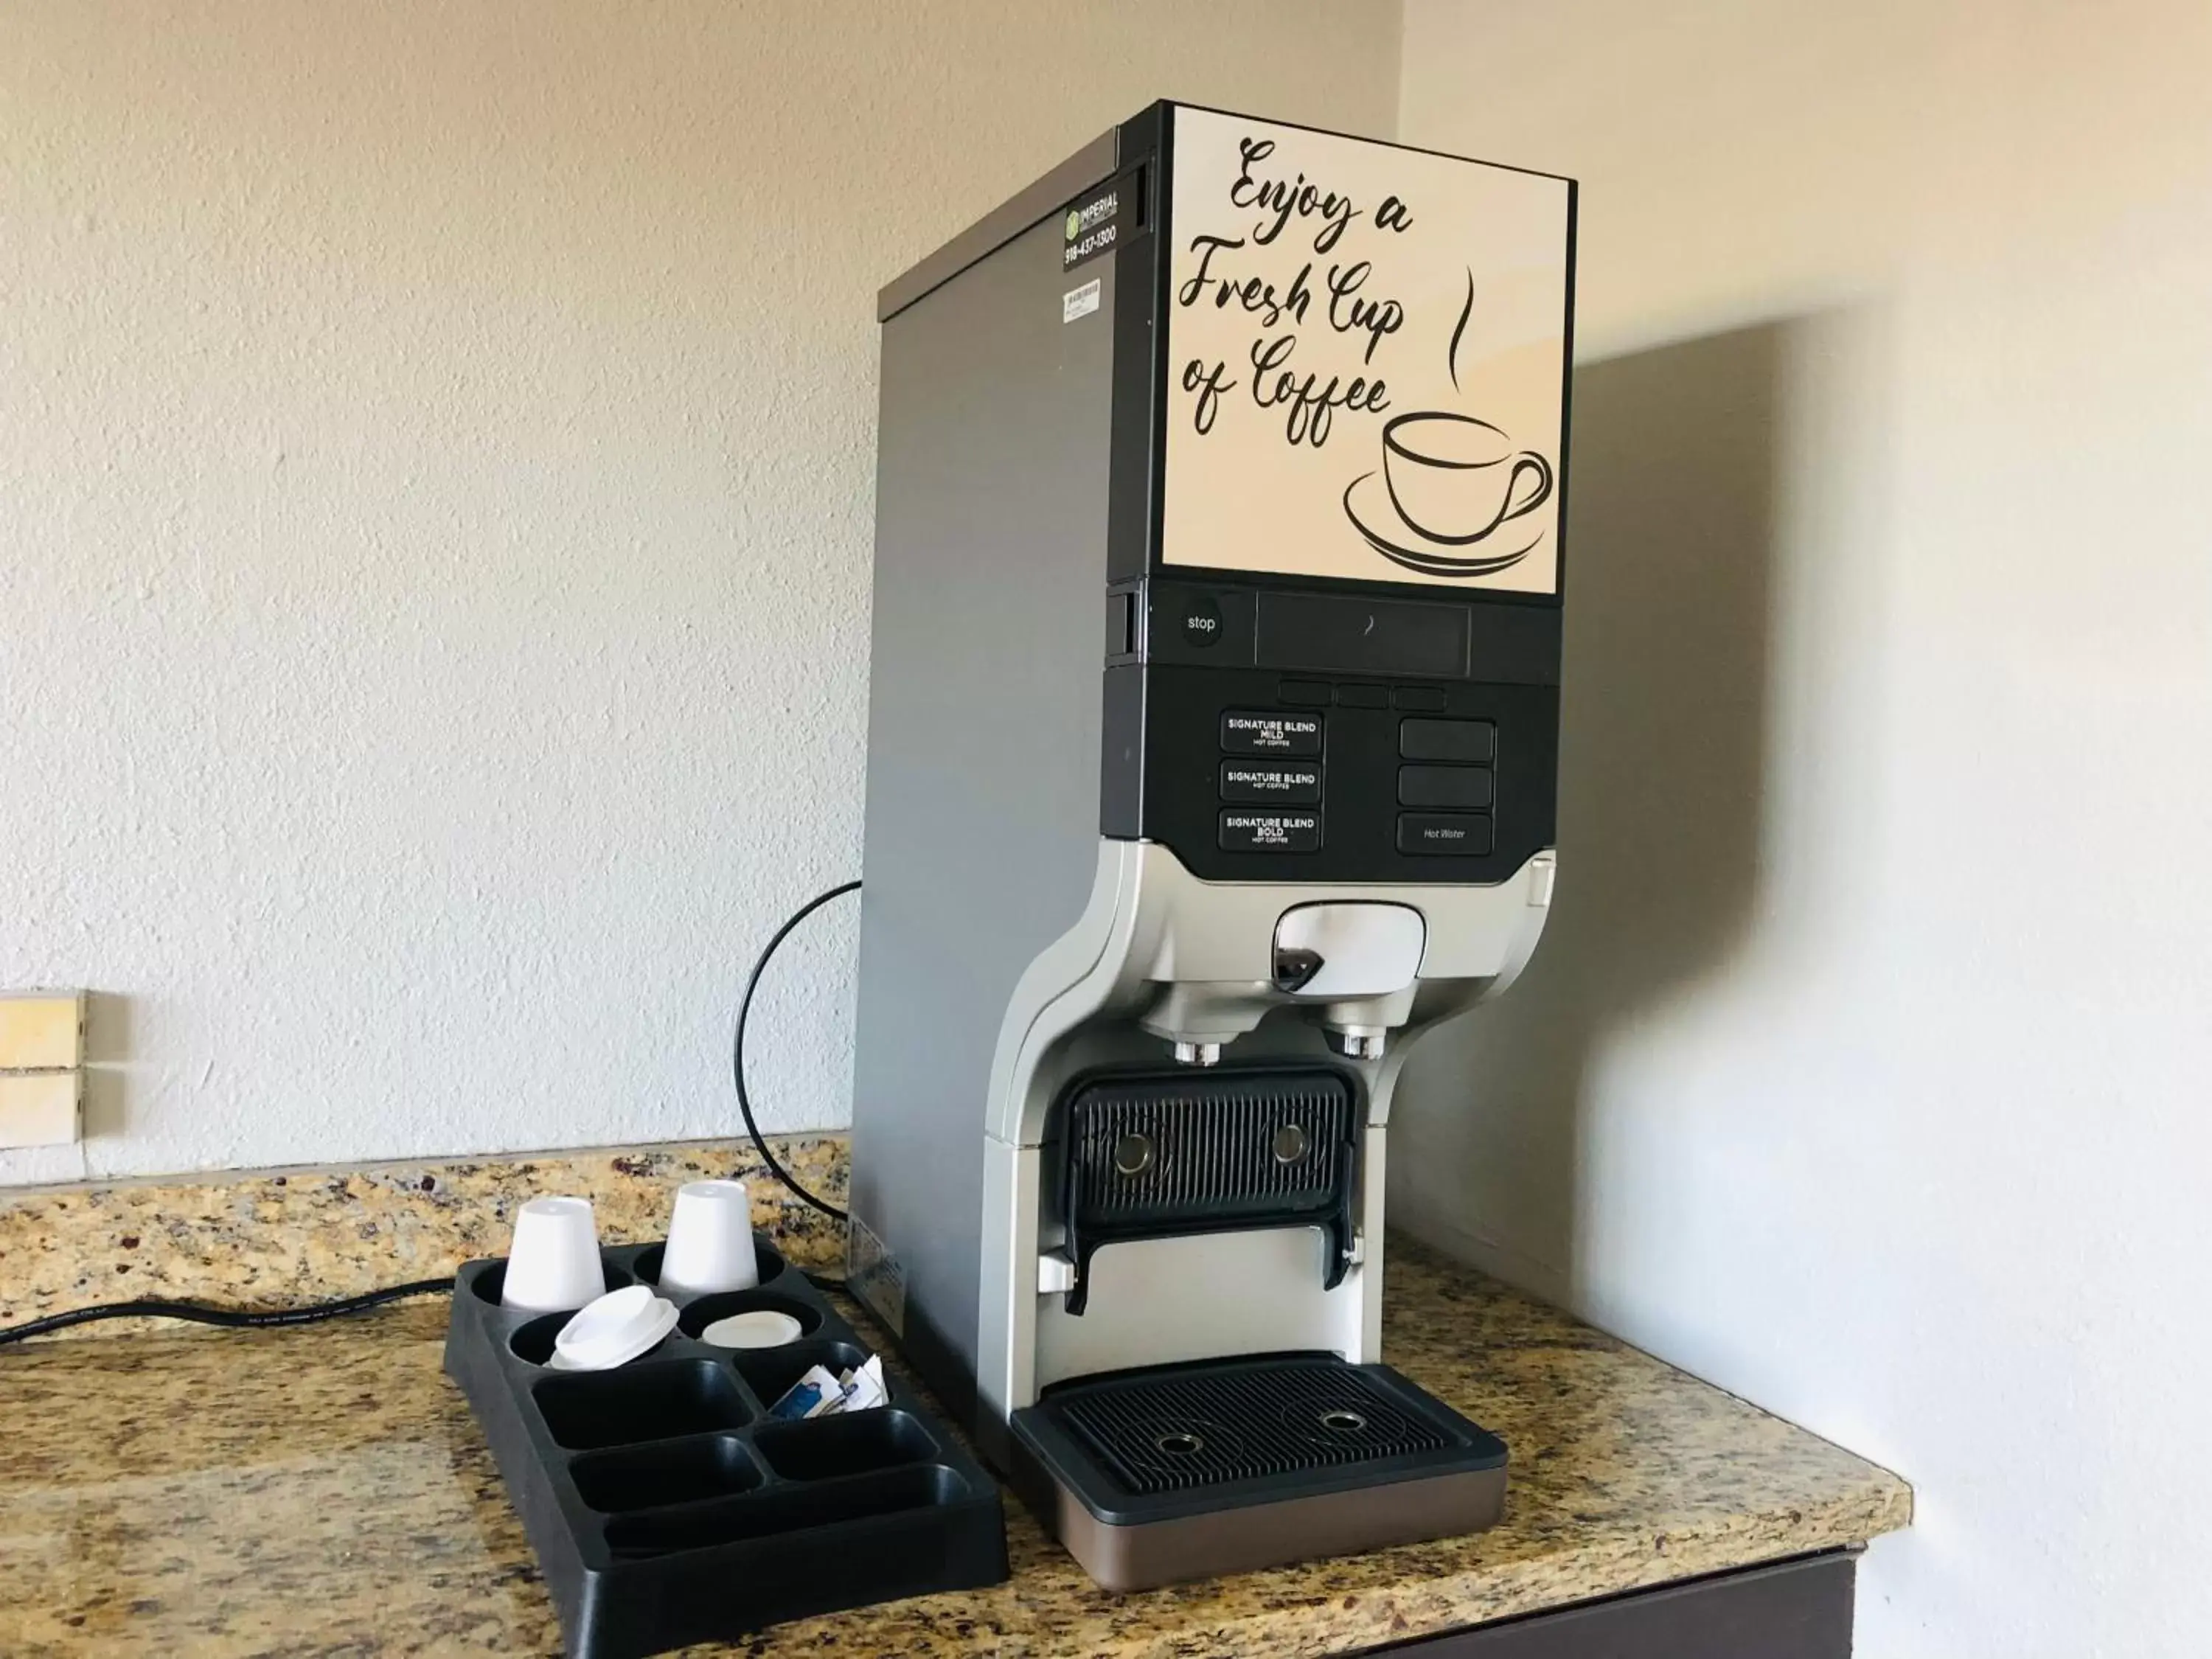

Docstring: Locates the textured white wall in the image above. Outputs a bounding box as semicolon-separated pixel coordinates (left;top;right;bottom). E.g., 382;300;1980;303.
1393;1;2212;1655
0;1;1402;1184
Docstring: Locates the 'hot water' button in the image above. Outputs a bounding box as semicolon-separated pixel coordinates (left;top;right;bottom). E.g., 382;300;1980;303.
1397;813;1493;856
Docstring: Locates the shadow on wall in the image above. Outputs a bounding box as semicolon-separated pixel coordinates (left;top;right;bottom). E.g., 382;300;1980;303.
1390;320;1797;1298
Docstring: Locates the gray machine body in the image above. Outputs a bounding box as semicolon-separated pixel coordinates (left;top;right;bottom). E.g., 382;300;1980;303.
849;144;1122;1429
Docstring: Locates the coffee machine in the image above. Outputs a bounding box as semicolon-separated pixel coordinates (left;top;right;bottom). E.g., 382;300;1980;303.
848;102;1574;1590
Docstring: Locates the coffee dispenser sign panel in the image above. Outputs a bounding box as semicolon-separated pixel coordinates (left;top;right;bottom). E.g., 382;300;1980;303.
1162;108;1572;595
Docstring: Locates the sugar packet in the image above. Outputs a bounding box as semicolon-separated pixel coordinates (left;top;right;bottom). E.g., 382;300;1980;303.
766;1363;844;1422
837;1355;888;1413
767;1354;890;1421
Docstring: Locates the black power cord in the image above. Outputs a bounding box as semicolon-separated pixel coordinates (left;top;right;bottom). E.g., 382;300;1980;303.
0;879;865;1346
732;880;860;1225
0;1276;455;1348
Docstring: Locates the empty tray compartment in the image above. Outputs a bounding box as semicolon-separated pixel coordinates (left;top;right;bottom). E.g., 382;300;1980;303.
534;1359;753;1450
604;1463;970;1559
754;1408;940;1482
570;1433;766;1514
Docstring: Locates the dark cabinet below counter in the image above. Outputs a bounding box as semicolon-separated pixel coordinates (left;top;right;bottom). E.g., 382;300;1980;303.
1364;1550;1856;1658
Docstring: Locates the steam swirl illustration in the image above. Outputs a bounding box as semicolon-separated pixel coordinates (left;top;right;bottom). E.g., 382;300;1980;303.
1342;265;1554;579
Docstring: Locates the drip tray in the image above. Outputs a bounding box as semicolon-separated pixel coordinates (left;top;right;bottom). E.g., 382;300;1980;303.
1009;1352;1507;1591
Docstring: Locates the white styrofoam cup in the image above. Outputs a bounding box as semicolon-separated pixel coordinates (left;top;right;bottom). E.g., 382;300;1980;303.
657;1180;759;1297
500;1195;605;1313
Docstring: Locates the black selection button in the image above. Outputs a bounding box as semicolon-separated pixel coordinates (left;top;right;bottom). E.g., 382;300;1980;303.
1335;683;1389;708
1398;813;1493;856
1221;809;1322;853
1220;760;1322;804
1393;686;1448;712
1399;765;1495;810
1181;593;1224;648
1222;710;1323;755
1399;717;1495;763
1279;680;1333;706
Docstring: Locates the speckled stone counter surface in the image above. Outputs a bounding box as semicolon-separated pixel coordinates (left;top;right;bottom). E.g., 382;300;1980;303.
0;1139;1909;1658
0;1136;848;1330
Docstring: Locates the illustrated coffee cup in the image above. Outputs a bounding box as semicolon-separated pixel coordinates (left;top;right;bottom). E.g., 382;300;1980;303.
1380;412;1552;546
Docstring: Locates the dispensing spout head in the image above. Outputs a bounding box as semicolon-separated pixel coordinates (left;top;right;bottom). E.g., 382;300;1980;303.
1137;983;1270;1060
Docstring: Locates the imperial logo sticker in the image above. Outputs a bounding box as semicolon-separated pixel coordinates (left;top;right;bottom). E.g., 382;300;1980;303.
1062;186;1120;271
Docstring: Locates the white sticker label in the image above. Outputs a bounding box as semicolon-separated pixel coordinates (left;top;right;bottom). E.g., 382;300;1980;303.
846;1214;905;1338
1062;277;1102;324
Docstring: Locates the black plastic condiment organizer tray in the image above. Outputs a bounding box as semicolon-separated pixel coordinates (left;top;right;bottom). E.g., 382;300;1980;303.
444;1237;1007;1659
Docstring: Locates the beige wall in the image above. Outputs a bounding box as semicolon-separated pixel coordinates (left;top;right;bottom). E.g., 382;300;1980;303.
0;1;1402;1184
1394;3;2212;1655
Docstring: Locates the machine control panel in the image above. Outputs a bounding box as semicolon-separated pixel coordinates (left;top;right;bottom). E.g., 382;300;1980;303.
1220;710;1326;849
1208;699;1504;859
1102;581;1560;882
1393;719;1495;854
1138;580;1561;687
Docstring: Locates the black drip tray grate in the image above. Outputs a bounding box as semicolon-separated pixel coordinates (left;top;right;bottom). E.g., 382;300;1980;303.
1012;1352;1509;1587
1054;1357;1452;1495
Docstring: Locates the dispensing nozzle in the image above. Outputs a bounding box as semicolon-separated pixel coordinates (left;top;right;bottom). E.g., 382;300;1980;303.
1326;1026;1387;1060
1138;984;1268;1062
1272;903;1425;1061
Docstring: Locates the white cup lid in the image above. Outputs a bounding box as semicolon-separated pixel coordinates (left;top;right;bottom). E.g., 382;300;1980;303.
554;1285;671;1367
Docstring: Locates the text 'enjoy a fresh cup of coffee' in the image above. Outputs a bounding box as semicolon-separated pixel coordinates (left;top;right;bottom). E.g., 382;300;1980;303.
501;1195;605;1313
656;1179;760;1296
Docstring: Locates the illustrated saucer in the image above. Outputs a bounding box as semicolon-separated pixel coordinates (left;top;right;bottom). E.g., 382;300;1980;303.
1342;470;1543;579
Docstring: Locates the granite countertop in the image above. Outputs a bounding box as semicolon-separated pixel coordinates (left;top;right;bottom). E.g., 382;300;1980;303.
0;1223;1908;1658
